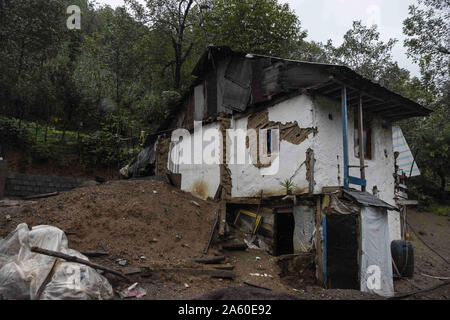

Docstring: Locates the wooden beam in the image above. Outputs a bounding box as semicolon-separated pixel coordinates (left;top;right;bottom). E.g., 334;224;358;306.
358;95;366;192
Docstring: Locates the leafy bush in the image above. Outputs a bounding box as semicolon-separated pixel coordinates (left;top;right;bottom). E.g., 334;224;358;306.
79;130;130;169
29;144;63;165
0;117;32;151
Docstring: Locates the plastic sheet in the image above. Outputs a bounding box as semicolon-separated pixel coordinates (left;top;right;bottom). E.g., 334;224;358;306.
293;206;315;253
0;223;113;300
360;207;394;297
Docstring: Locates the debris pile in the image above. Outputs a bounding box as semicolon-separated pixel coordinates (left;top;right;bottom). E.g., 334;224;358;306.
4;180;218;270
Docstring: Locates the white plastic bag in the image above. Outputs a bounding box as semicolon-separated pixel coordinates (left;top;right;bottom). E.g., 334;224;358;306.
0;224;113;300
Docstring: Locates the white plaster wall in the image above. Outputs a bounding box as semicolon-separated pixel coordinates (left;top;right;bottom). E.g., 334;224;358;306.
313;96;400;241
229;95;315;197
171;122;221;200
228;94;400;241
170;92;401;240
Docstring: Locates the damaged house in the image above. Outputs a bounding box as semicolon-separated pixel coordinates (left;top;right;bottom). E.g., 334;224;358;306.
122;46;431;296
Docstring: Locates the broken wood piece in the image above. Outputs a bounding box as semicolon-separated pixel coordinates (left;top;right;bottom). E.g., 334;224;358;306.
203;208;220;254
222;242;248;251
189;255;226;264
80;250;109;257
210;264;235;271
243;281;272;291
23;192;59;200
31;246;129;281
190;200;200;207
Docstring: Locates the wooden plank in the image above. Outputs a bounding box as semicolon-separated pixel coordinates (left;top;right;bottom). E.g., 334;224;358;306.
396;199;419;206
321;186;342;194
31;246;128;281
204;208;220;254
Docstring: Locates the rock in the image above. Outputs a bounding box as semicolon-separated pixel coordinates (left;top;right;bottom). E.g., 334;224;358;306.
117;259;127;266
5;215;11;222
153;190;158;194
255;256;261;261
184;283;190;288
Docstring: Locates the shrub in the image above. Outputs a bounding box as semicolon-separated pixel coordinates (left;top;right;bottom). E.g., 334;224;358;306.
0;117;32;151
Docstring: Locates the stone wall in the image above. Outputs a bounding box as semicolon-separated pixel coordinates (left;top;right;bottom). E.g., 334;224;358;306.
4;172;88;197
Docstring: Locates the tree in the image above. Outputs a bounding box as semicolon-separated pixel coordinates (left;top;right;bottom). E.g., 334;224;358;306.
401;0;450;199
126;0;201;90
403;0;450;85
322;21;410;89
204;0;307;58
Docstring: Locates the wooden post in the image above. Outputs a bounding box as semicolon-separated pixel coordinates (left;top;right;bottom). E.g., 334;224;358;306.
341;87;349;189
358;95;366;192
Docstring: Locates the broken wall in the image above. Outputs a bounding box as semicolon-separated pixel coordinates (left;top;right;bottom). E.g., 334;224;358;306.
228;94;316;198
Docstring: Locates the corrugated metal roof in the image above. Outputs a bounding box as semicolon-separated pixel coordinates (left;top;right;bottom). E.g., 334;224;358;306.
343;189;398;211
192;46;432;122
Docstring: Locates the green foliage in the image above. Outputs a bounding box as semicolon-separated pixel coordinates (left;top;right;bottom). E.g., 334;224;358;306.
280;177;295;194
29;144;64;165
0;117;32;151
403;0;450;85
428;205;450;217
204;0;307;57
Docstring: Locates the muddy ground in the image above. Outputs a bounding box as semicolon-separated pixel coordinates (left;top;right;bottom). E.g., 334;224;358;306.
0;180;448;300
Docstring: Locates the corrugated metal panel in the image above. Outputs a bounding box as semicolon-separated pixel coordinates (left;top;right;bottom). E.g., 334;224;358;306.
343;189;397;211
222;56;253;112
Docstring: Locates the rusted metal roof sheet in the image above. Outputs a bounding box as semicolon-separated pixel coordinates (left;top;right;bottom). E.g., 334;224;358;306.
192;46;432;122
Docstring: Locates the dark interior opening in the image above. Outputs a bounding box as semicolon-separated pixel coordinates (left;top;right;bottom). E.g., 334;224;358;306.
326;214;359;290
275;211;295;256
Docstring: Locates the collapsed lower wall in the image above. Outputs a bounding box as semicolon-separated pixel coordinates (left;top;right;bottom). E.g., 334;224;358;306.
4;173;88;197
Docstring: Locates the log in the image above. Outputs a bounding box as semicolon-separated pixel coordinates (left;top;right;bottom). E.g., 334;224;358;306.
189;256;226;264
31;246;129;281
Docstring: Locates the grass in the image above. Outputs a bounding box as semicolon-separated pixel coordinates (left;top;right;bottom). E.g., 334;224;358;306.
426;205;450;217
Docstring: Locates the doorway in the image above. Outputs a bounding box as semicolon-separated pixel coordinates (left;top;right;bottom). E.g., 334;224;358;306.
326;214;360;289
275;211;295;256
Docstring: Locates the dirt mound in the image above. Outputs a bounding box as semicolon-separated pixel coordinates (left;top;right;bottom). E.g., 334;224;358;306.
11;179;218;269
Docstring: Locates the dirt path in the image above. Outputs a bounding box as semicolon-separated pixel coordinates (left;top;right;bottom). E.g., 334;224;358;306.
393;208;450;300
